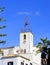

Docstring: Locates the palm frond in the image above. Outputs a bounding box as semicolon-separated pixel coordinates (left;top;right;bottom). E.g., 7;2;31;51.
36;49;40;55
47;40;50;45
0;25;6;29
0;7;5;13
0;40;6;44
40;37;47;46
36;42;42;48
0;34;7;37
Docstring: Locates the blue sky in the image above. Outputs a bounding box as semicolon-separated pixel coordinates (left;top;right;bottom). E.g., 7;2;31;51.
0;0;50;48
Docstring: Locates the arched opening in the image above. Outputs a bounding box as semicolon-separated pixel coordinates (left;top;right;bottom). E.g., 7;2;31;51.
24;34;26;39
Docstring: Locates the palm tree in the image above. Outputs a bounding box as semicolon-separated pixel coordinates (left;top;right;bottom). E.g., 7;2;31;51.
36;38;47;65
36;42;42;54
36;38;47;52
0;6;7;55
0;7;7;44
47;40;50;65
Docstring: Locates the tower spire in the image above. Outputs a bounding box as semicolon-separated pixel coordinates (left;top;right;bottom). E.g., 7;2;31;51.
24;16;29;27
24;16;32;32
20;16;32;32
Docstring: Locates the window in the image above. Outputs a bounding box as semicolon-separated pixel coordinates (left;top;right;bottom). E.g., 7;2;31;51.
26;64;28;65
2;53;4;56
24;34;26;39
24;49;26;53
7;62;13;65
21;62;24;65
30;63;32;65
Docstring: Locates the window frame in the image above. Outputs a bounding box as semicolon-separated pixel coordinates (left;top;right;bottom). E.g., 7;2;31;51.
7;61;13;65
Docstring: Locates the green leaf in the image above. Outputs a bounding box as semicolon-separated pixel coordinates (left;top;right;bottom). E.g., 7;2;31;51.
3;25;6;28
0;7;5;13
0;17;6;22
36;50;40;55
47;40;50;45
0;34;7;37
40;37;47;46
0;25;6;29
0;40;6;43
0;18;2;21
36;42;42;48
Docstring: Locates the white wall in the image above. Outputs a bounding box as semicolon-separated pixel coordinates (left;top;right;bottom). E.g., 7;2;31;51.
1;48;14;56
13;46;19;54
20;32;33;53
17;57;30;65
1;57;18;65
0;56;30;65
32;53;41;65
0;46;19;57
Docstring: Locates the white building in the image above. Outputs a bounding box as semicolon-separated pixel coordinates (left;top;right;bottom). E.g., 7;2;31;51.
0;20;41;65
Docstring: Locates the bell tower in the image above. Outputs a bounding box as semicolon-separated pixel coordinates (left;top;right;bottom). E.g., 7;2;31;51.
20;16;33;53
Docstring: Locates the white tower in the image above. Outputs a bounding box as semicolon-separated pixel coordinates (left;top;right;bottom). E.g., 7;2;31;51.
20;17;33;53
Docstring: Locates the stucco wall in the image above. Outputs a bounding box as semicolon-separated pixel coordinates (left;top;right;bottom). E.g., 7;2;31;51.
0;56;30;65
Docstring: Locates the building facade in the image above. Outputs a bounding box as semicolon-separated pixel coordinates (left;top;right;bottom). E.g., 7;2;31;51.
0;20;41;65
